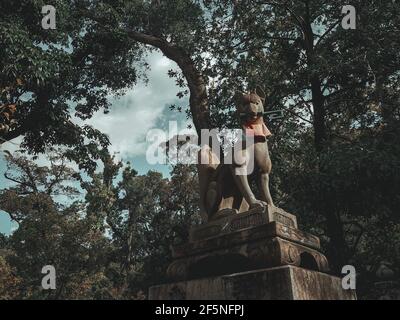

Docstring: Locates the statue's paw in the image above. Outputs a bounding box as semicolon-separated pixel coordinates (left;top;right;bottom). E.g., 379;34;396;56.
249;200;267;209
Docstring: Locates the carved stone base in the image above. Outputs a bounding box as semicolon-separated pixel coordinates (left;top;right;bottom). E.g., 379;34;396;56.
168;221;328;281
162;206;338;300
190;205;297;242
168;206;328;282
149;265;357;300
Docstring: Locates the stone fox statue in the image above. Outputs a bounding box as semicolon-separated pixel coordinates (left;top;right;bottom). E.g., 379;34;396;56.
198;87;274;222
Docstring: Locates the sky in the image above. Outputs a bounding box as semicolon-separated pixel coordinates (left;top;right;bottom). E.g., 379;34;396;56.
0;50;194;235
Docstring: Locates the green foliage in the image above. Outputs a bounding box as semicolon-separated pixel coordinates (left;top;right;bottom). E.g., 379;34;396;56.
0;0;143;172
0;255;21;300
0;151;201;299
198;0;400;276
0;151;113;299
81;155;201;296
0;0;399;299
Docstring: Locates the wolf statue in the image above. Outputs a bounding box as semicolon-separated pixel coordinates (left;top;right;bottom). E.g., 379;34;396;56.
197;87;274;222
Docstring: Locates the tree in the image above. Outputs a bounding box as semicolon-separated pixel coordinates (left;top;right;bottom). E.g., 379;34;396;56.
0;151;113;299
73;0;213;135
0;0;142;172
197;0;400;271
81;152;201;297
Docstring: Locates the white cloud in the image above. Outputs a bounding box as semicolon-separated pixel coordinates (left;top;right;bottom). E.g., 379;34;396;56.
0;50;190;177
0;136;23;154
86;51;184;159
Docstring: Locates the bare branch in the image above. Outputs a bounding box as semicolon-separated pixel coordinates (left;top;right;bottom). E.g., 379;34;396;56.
315;19;341;48
286;107;313;124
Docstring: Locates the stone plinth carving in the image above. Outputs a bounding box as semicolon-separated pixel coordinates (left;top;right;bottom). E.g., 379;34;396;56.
165;205;328;282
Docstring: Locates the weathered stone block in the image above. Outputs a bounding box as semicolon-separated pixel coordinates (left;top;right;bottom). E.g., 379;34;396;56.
168;220;327;282
149;266;356;300
174;221;320;259
168;235;328;281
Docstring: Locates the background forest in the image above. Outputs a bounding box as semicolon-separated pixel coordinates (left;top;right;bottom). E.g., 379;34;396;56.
0;0;399;299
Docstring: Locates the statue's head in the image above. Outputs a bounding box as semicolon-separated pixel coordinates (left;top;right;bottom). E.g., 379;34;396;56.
234;87;266;123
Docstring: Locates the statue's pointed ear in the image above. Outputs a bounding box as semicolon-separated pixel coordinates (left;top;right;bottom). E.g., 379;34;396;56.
256;86;266;101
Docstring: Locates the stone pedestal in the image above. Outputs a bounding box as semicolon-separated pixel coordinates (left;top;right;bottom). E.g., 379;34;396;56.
149;265;356;300
149;205;356;300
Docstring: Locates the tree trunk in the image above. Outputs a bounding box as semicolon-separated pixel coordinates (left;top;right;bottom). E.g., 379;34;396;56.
124;31;211;136
303;10;327;152
325;207;348;273
302;8;346;273
310;76;327;153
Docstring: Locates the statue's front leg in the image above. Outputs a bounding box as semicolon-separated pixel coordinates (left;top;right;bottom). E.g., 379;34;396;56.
197;163;210;222
197;146;220;223
254;141;274;207
230;149;265;208
259;172;274;207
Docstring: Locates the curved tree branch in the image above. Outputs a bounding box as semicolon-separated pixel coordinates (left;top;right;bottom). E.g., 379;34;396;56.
124;30;210;134
80;8;211;135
